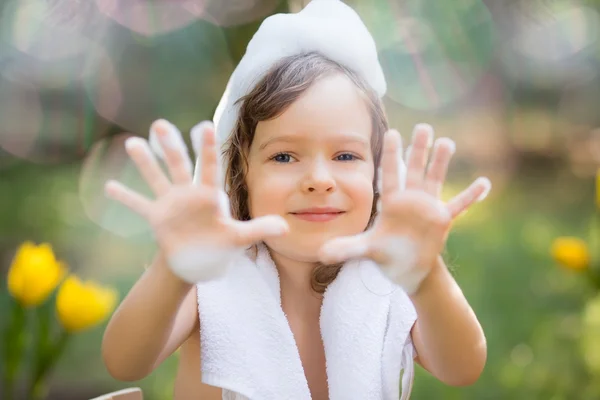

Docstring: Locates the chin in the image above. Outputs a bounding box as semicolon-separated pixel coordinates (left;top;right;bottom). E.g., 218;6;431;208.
263;234;330;263
260;214;371;262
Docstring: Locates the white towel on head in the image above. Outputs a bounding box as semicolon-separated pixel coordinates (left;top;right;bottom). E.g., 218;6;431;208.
196;244;418;400
149;0;387;189
212;0;387;183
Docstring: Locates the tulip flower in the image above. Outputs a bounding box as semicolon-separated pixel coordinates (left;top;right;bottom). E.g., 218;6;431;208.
3;242;66;400
56;275;118;333
24;276;118;400
551;237;590;271
2;242;119;400
7;242;67;307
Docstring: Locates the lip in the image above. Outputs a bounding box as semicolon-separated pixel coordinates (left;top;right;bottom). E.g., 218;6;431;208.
290;207;345;222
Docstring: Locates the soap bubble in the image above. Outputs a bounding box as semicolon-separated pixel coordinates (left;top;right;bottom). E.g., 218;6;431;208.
201;0;280;27
96;0;206;37
500;1;600;86
0;0;94;61
0;73;112;163
0;78;43;160
0;0;108;90
358;0;495;111
510;3;599;63
79;133;153;237
83;22;233;134
83;49;122;127
558;78;600;126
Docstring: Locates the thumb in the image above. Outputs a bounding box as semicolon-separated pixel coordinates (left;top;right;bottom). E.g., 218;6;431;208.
318;232;370;265
230;215;289;246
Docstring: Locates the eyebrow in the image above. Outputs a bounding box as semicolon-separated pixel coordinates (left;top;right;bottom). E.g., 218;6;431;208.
258;132;370;151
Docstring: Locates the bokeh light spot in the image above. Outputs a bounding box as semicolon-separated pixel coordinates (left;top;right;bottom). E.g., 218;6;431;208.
359;0;495;111
96;0;207;37
79;133;152;238
0;77;42;160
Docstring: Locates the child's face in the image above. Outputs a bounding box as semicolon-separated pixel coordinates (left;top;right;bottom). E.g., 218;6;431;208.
246;73;375;262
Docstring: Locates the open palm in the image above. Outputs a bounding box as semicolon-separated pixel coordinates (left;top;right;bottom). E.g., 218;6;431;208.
319;124;491;293
105;119;288;282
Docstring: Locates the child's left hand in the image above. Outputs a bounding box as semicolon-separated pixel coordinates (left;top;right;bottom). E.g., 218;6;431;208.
318;124;491;294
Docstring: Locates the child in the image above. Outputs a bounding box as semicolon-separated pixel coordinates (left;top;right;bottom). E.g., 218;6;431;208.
101;1;490;399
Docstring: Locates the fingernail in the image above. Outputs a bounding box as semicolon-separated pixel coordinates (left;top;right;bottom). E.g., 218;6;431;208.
148;131;164;159
190;129;203;155
191;121;212;154
104;180;117;197
264;222;288;236
152;120;183;151
413;123;434;148
446;139;456;154
320;244;338;263
163;122;183;150
149;119;177;158
436;137;456;155
125;137;144;151
476;177;492;202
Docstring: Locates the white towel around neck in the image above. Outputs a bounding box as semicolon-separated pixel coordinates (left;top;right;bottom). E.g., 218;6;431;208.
195;243;418;400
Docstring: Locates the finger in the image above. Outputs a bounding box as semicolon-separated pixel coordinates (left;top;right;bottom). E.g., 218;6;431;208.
191;121;218;187
151;119;193;185
405;124;434;190
148;119;191;168
125;137;171;196
105;180;153;218
217;189;232;218
229;215;289;246
398;154;407;191
190;121;213;185
381;130;402;196
318;233;370;264
446;177;491;218
424;138;455;197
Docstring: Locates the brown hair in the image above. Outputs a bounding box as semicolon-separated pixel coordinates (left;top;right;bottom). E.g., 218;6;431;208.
222;52;388;293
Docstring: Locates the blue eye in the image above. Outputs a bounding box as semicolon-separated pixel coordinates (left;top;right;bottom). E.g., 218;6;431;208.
272;153;292;163
336;153;356;161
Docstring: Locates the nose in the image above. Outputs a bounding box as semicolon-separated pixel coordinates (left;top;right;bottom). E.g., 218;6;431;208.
301;158;336;193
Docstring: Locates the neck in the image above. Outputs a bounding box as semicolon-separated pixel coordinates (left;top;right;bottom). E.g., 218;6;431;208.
268;247;323;313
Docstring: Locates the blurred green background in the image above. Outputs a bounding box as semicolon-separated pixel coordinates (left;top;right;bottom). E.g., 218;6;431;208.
1;0;600;399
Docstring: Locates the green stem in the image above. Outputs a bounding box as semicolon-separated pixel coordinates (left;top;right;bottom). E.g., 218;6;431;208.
25;304;53;400
28;330;70;400
1;299;27;400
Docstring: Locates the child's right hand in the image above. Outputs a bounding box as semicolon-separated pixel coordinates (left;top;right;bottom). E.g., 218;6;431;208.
104;119;289;283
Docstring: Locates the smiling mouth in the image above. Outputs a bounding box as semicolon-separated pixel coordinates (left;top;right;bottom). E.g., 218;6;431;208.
290;211;345;222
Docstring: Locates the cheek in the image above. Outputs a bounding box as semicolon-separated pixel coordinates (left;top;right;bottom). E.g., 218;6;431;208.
246;169;293;218
351;177;374;212
338;169;374;217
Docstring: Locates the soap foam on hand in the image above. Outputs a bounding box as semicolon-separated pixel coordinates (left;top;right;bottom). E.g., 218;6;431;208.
167;243;243;284
376;236;429;295
148;120;194;176
146;119;239;283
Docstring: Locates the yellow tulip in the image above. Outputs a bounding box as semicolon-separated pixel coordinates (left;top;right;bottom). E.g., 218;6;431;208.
7;242;67;307
56;275;118;333
551;237;590;271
